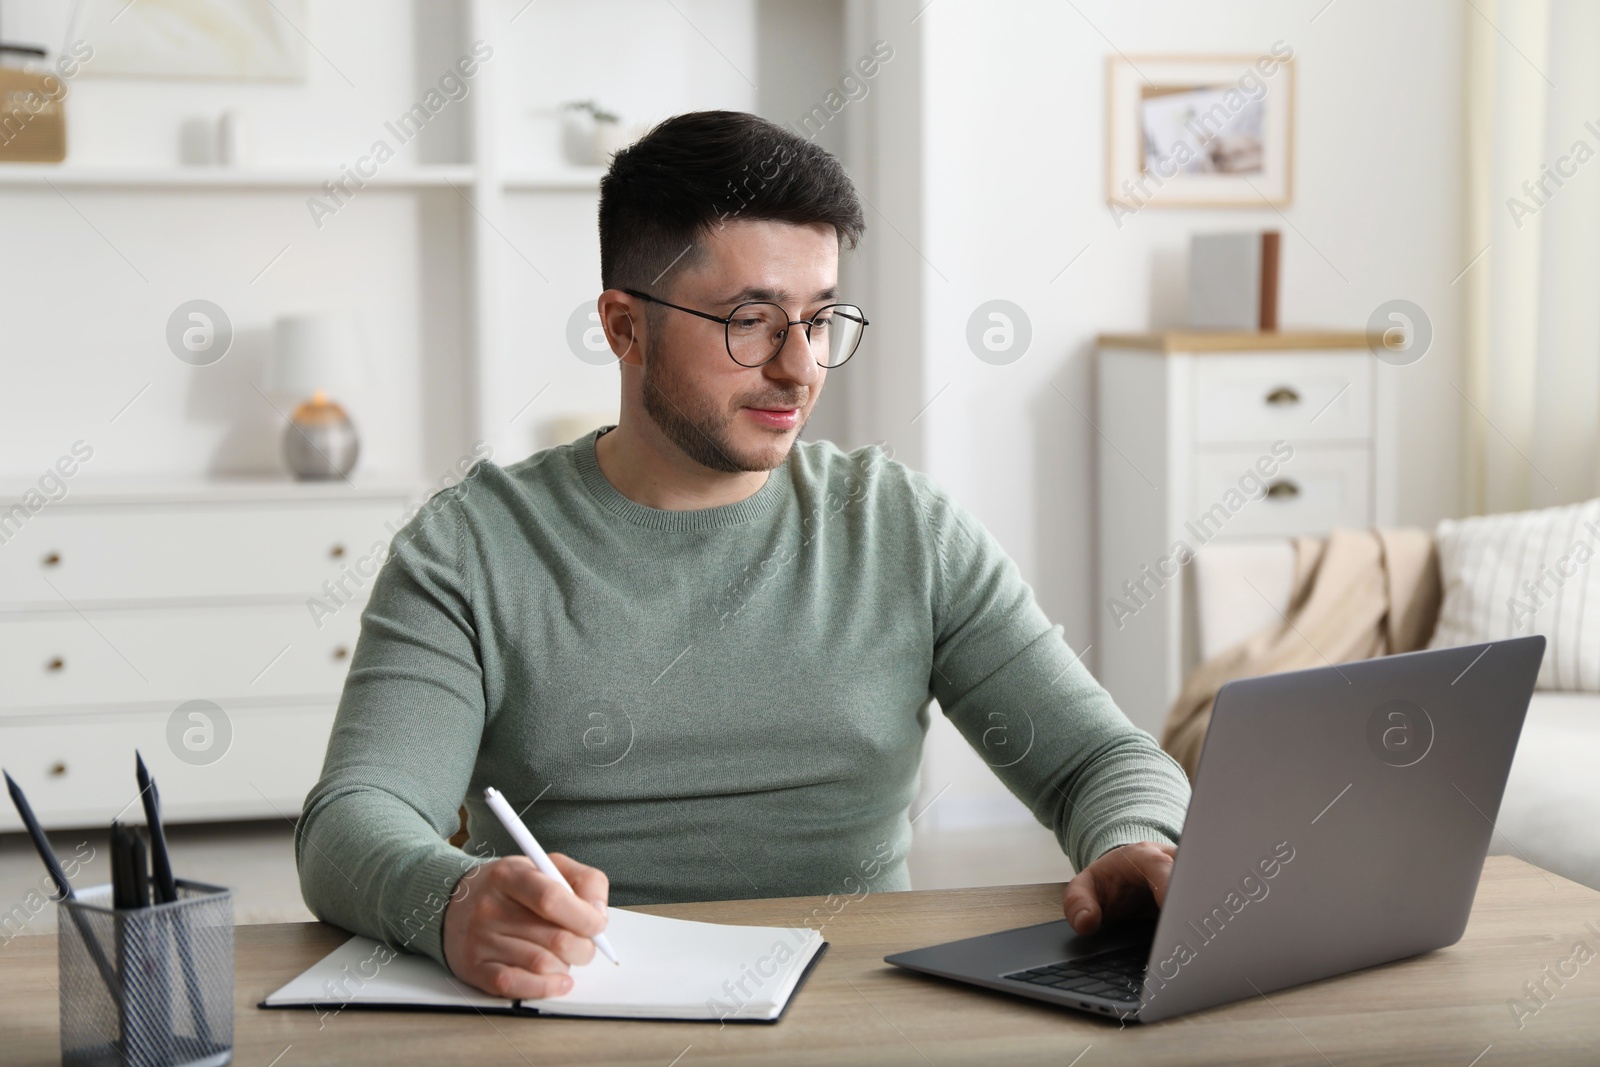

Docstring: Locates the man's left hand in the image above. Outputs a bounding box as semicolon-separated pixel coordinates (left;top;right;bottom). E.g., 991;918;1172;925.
1062;841;1177;936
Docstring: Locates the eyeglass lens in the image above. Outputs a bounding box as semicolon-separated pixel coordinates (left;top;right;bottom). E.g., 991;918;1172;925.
726;303;866;368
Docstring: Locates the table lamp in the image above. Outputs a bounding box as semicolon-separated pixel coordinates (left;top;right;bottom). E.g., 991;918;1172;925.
266;312;368;479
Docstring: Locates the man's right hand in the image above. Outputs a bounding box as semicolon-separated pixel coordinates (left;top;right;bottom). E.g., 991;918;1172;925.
440;853;610;998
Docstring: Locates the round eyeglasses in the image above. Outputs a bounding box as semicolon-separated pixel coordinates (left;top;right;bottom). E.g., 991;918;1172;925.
622;288;869;369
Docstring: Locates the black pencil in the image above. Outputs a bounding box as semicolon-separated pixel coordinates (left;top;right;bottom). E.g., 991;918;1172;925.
4;770;123;1032
5;769;74;899
135;752;212;1049
135;752;177;904
111;821;136;1058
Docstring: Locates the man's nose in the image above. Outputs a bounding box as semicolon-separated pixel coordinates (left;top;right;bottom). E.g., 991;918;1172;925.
766;321;823;387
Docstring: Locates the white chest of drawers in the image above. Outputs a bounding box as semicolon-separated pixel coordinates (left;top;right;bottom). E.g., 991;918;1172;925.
1094;331;1394;737
0;479;418;830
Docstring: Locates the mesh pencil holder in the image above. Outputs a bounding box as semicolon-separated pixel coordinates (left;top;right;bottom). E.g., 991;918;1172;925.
57;879;234;1067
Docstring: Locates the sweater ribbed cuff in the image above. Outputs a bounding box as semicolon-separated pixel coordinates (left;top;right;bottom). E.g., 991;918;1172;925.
385;846;494;968
1082;821;1181;868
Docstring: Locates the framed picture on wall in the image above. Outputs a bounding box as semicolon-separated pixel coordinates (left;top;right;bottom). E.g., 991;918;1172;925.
73;0;309;80
1105;50;1296;211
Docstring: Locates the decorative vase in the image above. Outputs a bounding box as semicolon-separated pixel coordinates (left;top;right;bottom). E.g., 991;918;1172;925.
283;391;359;479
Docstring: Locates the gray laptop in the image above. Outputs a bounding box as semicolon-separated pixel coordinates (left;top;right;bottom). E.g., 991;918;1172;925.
885;636;1545;1023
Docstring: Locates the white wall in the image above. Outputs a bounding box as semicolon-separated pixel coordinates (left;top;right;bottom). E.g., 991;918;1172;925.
893;0;1468;828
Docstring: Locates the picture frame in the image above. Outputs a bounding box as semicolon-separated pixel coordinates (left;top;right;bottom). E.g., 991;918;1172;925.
75;0;309;81
1105;52;1296;210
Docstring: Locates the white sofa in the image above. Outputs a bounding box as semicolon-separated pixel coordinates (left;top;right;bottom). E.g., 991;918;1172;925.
1191;540;1600;892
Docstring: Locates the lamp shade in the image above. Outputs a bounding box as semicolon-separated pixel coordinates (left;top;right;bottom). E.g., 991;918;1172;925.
266;312;368;396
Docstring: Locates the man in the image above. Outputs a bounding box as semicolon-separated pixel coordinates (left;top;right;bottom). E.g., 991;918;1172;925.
297;110;1190;1000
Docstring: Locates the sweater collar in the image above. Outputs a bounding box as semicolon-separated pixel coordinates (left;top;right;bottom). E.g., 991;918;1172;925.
571;425;791;532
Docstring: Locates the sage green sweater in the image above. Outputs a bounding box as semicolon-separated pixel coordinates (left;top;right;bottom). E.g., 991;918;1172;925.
296;426;1190;967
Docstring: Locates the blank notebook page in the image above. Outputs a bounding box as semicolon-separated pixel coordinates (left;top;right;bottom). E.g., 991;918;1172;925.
263;934;511;1010
524;907;823;1019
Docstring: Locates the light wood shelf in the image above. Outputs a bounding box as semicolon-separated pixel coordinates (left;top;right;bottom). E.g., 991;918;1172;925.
0;164;478;189
0;164;610;192
501;166;606;190
1097;329;1370;352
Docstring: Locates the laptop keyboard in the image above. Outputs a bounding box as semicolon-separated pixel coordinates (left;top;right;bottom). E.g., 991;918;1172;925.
1002;944;1146;1004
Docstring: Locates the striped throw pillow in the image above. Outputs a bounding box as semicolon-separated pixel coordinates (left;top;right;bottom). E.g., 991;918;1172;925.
1427;498;1600;690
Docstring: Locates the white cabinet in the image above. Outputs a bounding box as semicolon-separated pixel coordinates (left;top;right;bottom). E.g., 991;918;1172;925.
0;480;417;830
1094;331;1394;737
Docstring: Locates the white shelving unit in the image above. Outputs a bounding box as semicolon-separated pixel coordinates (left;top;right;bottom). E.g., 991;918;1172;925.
0;0;812;481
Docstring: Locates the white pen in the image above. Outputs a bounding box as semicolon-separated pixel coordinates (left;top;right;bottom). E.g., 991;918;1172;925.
483;786;619;966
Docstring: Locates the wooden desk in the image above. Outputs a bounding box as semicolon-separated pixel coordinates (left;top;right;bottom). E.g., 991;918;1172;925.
5;856;1598;1065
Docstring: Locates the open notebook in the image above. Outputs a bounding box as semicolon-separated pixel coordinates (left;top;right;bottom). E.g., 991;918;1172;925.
260;907;827;1023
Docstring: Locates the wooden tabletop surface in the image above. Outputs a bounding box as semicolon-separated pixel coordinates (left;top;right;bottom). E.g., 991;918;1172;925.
4;856;1598;1066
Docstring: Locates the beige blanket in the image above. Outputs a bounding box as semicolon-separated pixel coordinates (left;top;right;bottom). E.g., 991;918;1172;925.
1160;527;1441;780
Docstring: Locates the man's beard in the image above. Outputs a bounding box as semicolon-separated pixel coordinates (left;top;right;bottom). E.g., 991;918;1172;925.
640;336;808;474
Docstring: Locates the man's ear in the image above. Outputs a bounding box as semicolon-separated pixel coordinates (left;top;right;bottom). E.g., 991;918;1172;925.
598;291;643;365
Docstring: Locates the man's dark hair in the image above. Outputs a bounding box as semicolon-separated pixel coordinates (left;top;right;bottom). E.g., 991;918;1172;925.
599;110;865;299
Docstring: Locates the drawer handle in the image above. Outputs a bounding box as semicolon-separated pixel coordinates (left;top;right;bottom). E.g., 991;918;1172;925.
49;761;67;778
42;551;62;567
332;645;350;661
46;656;65;672
1265;480;1301;500
329;543;346;559
1264;386;1301;406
